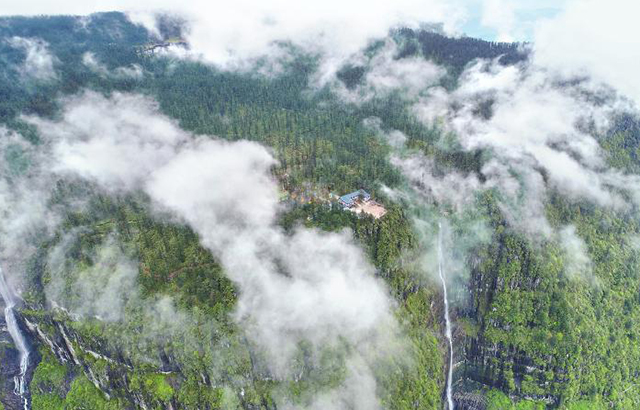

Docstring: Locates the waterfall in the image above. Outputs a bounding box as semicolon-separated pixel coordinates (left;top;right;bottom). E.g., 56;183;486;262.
437;222;454;410
0;267;31;410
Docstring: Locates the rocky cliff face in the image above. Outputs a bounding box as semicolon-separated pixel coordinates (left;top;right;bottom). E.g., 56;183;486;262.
452;240;560;407
0;309;23;410
19;308;228;410
0;298;39;410
454;392;488;410
21;310;150;409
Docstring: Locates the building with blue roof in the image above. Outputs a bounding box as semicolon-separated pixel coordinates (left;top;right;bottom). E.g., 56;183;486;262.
339;189;371;208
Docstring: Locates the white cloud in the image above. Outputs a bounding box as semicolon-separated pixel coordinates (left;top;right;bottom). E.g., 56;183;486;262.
534;0;640;106
335;40;445;103
82;52;109;76
558;225;597;284
83;52;144;79
114;64;144;79
28;92;189;192
390;154;483;213
0;127;60;291
47;235;139;321
7;36;58;81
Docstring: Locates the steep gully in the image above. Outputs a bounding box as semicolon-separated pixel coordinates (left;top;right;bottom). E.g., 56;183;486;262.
0;266;31;410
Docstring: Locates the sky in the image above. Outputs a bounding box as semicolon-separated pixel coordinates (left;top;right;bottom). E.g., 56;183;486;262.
462;0;567;41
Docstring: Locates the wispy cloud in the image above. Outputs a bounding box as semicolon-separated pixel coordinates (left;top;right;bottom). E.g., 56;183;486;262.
333;40;445;103
0;126;60;291
558;225;597;284
408;59;640;236
82;52;144;79
7;36;58;81
47;235;138;322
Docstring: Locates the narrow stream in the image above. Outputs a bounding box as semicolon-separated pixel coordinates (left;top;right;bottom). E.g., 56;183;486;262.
437;222;454;410
0;267;31;410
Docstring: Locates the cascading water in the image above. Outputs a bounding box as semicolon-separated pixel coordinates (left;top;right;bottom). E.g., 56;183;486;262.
0;267;31;410
437;222;454;410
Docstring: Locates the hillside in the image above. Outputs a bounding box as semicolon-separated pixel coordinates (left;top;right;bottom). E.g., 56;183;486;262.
0;11;639;410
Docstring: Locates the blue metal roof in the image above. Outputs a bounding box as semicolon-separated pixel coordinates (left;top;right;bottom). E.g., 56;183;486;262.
339;189;370;206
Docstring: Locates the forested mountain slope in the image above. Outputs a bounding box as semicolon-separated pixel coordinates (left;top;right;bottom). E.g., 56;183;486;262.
0;12;638;410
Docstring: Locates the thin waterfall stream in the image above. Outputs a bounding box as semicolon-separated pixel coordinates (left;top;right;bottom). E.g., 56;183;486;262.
437;222;454;410
0;266;31;410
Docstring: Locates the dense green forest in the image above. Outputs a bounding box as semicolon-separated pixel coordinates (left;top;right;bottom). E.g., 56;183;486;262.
0;11;639;410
